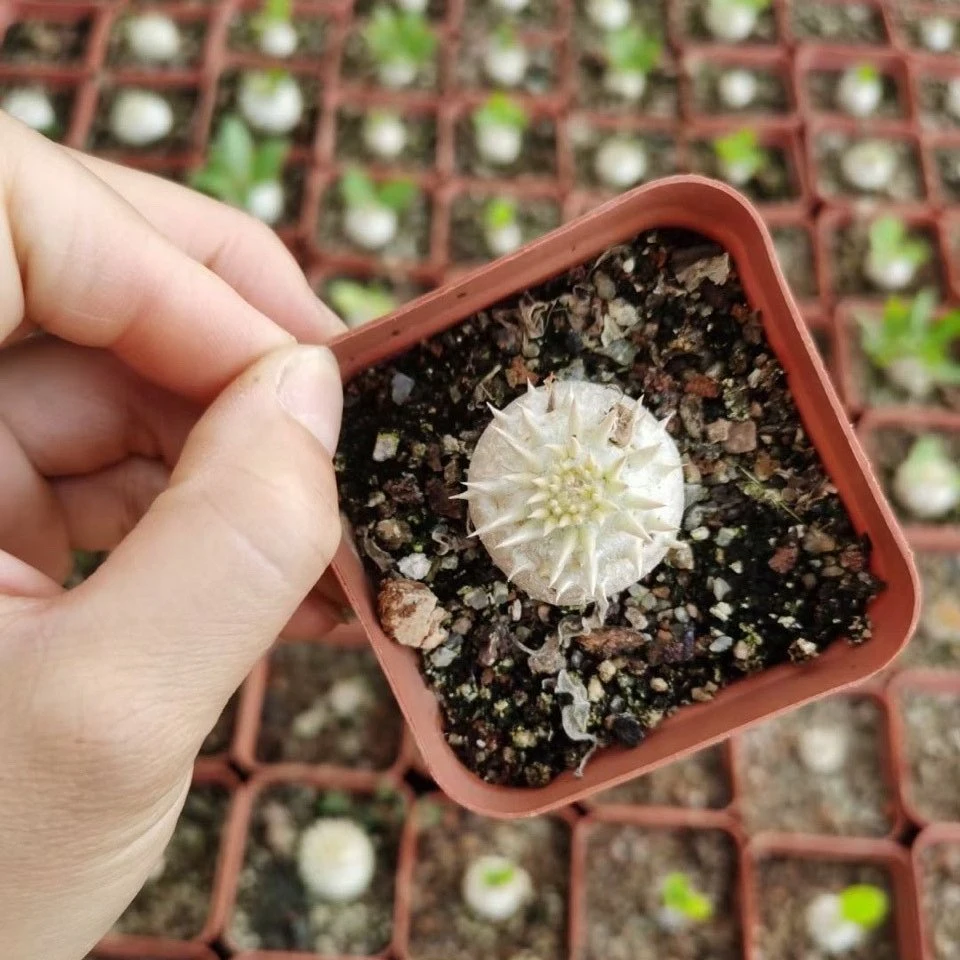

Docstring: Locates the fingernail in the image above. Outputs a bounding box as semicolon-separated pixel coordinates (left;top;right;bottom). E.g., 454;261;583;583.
277;346;343;457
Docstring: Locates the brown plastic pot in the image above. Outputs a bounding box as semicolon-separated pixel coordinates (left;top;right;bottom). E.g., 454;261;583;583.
907;52;960;136
328;174;919;819
857;408;960;551
782;0;895;49
92;943;219;960
912;821;960;960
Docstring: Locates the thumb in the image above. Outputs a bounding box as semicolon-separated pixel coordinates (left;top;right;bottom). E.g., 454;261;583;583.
60;344;343;738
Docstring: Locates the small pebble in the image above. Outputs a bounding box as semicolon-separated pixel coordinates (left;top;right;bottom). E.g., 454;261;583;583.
716;527;737;547
690;526;711;541
712;577;732;601
597;659;617;683
510;599;522;621
398;553;431;580
594;271;617;300
464;587;490;610
391;372;415;404
709;635;733;653
724;420;758;454
650;677;669;692
733;640;750;660
588;677;605;702
372;431;399;462
710;601;733;621
668;542;695;570
729;560;744;574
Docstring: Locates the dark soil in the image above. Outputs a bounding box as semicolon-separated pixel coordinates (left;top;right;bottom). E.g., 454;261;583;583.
449;192;561;264
791;3;889;44
737;696;895;836
1;16;92;64
227;12;326;57
683;0;779;42
808;69;905;120
335;228;881;787
815;132;924;203
254;641;404;771
576;53;680;118
335;105;438;170
466;0;557;29
692;63;788;116
756;857;898;960
899;553;960;668
0;81;76;142
113;784;228;938
919;77;960;131
229;784;406;954
355;0;447;19
901;690;960;822
200;692;238;756
107;16;207;69
689;141;798;204
573;131;678;189
872;426;960;526
276;163;306;228
341;26;439;92
583;824;742;960
455;115;558;178
407;801;569;960
593;745;731;809
919;840;960;960
214;71;320;149
89;85;200;154
771;225;819;300
455;27;559;97
935;146;960;203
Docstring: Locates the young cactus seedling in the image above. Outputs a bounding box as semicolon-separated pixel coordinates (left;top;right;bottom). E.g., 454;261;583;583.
713;127;767;187
859;290;960;400
796;725;848;775
594;136;649;189
718;68;758;110
190;115;290;225
586;0;633;32
364;6;437;89
483;196;523;257
238;69;304;135
2;87;56;133
125;12;182;64
252;0;298;59
494;0;530;12
863;216;930;292
339;168;417;250
483;23;530;88
836;63;883;119
329;279;398;327
840;139;897;194
362;108;408;160
297;817;376;903
893;435;960;520
919;16;956;53
658;872;714;932
462;854;533;921
459;380;684;608
109;89;174;147
805;884;890;955
472;92;529;165
704;0;771;43
602;26;662;102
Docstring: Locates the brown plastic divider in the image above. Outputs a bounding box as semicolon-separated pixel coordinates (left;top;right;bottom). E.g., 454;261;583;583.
912;821;960;960
781;0;896;50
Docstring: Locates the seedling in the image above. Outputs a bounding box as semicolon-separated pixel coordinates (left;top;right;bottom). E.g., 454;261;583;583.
704;0;771;43
339;168;417;250
602;26;662;102
2;87;56;133
238;69;304;135
837;63;882;119
297;817;376;903
586;0;632;32
483;23;530;88
362;108;408;160
946;77;960;121
840;139;897;194
329;279;398;327
718;68;758;110
483;196;522;257
805;884;890;955
923;592;960;645
893;435;960;520
658;872;714;932
919;16;956;53
796;725;848;775
494;0;530;12
864;216;930;292
462;854;533;921
713;127;767;187
251;0;298;59
125;12;181;64
472;92;529;165
859;290;960;400
190;115;289;225
109;89;173;147
594;136;648;189
363;6;437;89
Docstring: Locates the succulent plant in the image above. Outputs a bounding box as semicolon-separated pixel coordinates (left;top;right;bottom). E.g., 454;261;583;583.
840;139;897;194
125;12;181;64
328;279;398;327
339;168;418;250
893;435;960;520
718;68;757;109
796;725;848;775
484;23;530;88
472;92;529;165
458;380;684;608
594;136;648;189
713;127;767;187
462;854;533;921
1;87;56;133
297;817;376;903
805;884;889;955
252;0;298;58
586;0;633;32
863;216;930;292
703;0;770;42
483;196;523;257
836;63;882;119
364;6;437;88
238;69;304;134
602;26;662;101
658;872;714;931
919;16;956;53
109;89;174;146
362;108;408;159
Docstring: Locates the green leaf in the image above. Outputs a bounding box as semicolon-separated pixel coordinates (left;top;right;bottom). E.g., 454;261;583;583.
484;196;517;230
713;127;766;177
662;872;714;922
189;166;245;207
328;279;397;324
606;25;662;74
340;167;378;208
839;885;889;930
483;863;516;887
854;62;879;83
316;789;353;816
473;92;529;132
908;288;938;337
252;138;289;183
377;177;417;211
928;308;960;348
868;214;904;258
364;6;436;66
492;20;519;49
213;115;255;180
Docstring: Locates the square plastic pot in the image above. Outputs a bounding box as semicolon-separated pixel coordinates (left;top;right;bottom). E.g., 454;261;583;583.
763;209;825;317
328;175;919;818
891;2;960;57
925;130;960;209
912;822;960;960
91;943;219;960
783;0;894;48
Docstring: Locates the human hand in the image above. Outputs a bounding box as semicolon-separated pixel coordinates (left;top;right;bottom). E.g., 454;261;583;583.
0;114;346;959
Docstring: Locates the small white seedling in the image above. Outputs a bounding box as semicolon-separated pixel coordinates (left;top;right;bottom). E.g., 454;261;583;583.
796;726;848;775
339;168;417;250
594;136;649;189
586;0;632;32
483;24;529;88
657;872;714;933
364;6;437;89
945;77;960;121
483;196;523;257
472;92;529;165
1;87;56;132
713;127;766;187
493;0;530;12
718;68;758;109
919;16;956;53
253;0;298;58
362;109;408;159
836;63;883;119
109;89;174;146
893;435;960;520
125;13;181;64
298;817;376;902
329;279;398;327
923;593;960;645
840;139;897;194
327;676;371;717
238;70;304;134
602;26;662;103
462;855;533;921
805;885;889;956
863;216;929;292
703;0;770;42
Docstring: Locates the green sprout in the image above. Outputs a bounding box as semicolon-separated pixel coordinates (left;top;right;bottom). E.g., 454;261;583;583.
838;885;890;931
713;127;767;181
605;25;662;75
868;215;930;271
491;21;521;49
853;62;880;83
483;862;517;887
661;872;714;923
189;114;288;209
364;6;436;68
328;279;398;326
253;0;291;29
717;0;771;10
339;167;417;212
473;92;529;132
859;290;960;393
483;196;518;232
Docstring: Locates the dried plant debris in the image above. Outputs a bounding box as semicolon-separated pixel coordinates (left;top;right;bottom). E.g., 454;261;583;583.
336;229;882;787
